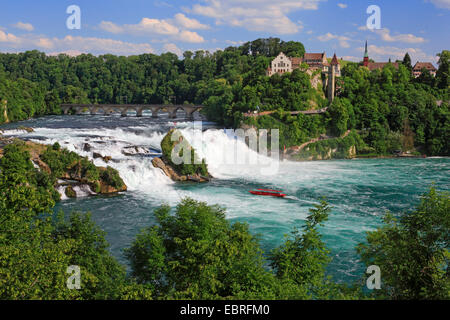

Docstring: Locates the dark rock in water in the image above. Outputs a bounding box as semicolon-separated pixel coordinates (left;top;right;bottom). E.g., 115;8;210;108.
122;146;152;156
18;126;34;133
83;143;92;152
93;152;103;159
152;157;185;181
152;157;212;183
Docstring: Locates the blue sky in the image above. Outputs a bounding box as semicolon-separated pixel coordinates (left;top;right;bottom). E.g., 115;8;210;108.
0;0;448;65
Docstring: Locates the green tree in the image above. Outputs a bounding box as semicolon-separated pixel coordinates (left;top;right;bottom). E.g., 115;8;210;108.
402;52;412;71
357;187;450;300
125;198;278;299
436;50;450;90
270;199;333;298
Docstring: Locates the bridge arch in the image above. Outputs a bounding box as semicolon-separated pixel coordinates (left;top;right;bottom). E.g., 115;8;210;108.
60;104;203;120
121;107;138;117
91;107;108;115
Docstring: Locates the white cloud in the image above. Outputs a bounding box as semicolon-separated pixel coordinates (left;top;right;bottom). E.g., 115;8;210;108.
99;18;179;35
173;13;209;30
55;36;154;55
187;0;323;34
375;28;426;44
163;43;183;56
0;30;154;56
341;55;360;62
358;26;426;44
12;21;34;31
98;21;123;34
317;32;351;48
99;15;205;43
360;45;438;64
225;40;245;46
426;0;450;9
178;30;205;43
337;3;348;8
0;30;20;43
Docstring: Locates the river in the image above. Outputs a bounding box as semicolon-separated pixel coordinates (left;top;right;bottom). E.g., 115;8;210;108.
1;113;449;284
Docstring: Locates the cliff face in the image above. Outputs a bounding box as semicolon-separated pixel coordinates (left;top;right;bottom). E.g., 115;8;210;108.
153;129;212;183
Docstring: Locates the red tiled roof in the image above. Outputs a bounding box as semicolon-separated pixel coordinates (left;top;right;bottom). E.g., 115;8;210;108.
413;62;437;71
331;53;339;65
303;53;325;60
290;57;303;68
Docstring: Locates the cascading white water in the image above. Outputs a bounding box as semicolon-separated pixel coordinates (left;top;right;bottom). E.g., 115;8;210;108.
3;124;283;204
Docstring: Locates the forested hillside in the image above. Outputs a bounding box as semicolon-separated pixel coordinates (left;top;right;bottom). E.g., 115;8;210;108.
0;38;448;155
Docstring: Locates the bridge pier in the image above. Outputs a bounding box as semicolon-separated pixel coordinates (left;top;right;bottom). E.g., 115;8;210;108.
168;109;178;119
183;107;198;120
75;107;83;115
151;107;160;118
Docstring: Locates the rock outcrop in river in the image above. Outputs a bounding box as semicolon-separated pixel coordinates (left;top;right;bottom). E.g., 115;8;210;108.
0;137;127;199
152;129;212;183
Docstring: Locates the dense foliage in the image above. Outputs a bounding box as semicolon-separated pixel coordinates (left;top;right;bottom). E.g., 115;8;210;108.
0;40;447;156
0;38;308;127
0;143;151;299
125;197;361;300
357;187;449;300
337;55;449;156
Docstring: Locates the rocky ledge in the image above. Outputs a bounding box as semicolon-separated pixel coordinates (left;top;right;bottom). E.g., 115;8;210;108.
0;137;127;199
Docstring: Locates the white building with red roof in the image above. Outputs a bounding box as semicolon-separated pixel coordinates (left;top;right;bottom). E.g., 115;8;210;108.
266;52;333;76
413;62;437;78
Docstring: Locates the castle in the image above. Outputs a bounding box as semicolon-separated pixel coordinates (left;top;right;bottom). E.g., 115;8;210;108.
267;51;341;102
266;52;341;76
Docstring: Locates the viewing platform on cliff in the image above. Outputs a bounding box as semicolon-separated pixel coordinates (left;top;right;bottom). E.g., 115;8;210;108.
243;107;328;118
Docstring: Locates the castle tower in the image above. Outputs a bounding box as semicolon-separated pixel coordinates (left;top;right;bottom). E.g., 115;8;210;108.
363;40;369;67
327;54;340;103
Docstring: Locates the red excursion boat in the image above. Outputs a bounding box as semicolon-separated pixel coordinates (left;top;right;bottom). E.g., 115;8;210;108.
249;189;286;198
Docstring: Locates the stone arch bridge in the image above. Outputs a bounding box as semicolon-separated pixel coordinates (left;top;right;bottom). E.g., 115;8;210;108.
61;104;204;119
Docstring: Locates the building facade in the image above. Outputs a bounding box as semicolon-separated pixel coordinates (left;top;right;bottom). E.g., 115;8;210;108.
267;52;331;76
266;52;292;76
412;62;437;78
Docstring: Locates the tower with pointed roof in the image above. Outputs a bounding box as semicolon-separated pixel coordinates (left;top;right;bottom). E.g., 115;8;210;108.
363;40;369;67
327;53;340;103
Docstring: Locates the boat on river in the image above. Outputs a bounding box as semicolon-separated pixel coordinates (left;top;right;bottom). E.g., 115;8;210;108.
249;189;286;198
